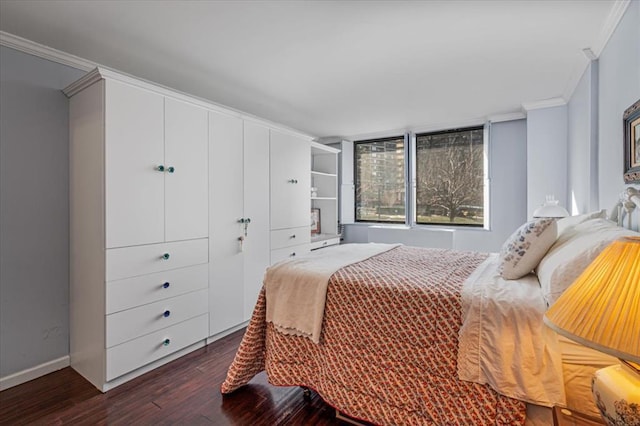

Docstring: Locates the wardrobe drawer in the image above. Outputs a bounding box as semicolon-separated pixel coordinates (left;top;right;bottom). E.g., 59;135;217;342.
106;238;208;281
270;227;310;250
106;264;208;314
270;244;311;265
106;313;208;381
106;289;208;348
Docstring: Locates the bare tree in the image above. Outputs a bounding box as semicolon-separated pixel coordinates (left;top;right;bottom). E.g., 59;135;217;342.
416;130;483;223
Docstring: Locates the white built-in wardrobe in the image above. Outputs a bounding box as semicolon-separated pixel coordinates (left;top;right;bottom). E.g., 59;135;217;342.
65;68;312;391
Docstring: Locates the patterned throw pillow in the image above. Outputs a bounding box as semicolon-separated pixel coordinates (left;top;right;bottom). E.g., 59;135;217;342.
499;218;557;280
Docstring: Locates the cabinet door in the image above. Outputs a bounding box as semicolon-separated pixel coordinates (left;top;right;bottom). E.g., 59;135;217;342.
164;98;208;241
209;111;244;336
243;121;271;320
270;130;310;230
105;80;164;248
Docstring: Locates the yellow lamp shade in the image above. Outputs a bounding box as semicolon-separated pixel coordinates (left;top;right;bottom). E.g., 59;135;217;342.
544;236;640;363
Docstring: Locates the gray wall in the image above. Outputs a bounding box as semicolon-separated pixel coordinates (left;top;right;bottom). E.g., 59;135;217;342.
0;46;85;377
526;105;568;218
455;119;528;252
597;0;640;210
565;1;639;221
567;62;599;215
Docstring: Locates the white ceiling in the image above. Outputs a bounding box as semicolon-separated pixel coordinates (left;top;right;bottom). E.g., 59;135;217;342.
0;0;621;139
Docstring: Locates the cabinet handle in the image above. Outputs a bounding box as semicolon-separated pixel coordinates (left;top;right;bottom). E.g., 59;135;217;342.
290;252;296;257
161;253;170;260
288;179;298;184
163;310;171;318
163;338;171;346
290;234;296;239
167;166;175;173
162;282;170;289
157;165;165;172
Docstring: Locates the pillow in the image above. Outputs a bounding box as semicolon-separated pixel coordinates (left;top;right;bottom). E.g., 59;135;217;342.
537;218;638;307
556;209;607;238
499;218;557;280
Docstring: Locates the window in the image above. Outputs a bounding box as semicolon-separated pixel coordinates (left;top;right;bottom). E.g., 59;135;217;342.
415;127;484;226
354;137;405;223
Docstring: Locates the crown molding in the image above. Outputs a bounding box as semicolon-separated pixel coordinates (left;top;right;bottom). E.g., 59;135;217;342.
562;0;630;100
61;67;315;140
0;31;96;71
591;0;631;57
0;30;314;140
487;112;526;123
521;97;567;112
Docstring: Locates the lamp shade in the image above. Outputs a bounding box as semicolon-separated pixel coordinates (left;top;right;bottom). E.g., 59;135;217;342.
533;196;569;218
544;236;640;364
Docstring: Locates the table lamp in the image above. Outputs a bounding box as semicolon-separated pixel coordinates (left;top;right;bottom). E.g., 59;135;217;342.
533;195;570;218
544;236;640;425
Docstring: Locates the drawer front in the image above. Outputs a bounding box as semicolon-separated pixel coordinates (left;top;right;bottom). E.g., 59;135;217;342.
106;313;208;381
270;227;310;250
270;244;311;265
106;264;208;314
106;289;208;348
106;238;208;281
310;237;341;251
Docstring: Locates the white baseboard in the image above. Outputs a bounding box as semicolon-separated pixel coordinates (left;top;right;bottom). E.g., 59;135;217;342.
206;321;249;345
0;356;70;391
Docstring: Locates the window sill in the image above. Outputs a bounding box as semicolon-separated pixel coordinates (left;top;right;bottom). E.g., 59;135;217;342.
347;223;491;232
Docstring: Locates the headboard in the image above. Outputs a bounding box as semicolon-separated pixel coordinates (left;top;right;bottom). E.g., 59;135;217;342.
609;187;640;230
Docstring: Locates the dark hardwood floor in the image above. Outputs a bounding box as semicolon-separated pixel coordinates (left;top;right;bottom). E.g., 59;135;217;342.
0;329;348;425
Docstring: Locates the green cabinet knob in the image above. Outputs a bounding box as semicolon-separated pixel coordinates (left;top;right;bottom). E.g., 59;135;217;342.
167;166;175;173
161;253;170;260
163;338;170;346
157;165;165;172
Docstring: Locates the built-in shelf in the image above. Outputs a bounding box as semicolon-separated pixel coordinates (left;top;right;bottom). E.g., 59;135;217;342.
311;170;337;177
310;233;341;250
311;142;340;249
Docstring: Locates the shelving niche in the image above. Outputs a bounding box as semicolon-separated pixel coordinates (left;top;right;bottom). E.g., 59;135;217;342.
310;142;341;250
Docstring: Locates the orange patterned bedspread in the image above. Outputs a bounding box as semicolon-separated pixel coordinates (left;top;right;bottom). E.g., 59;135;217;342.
221;246;526;425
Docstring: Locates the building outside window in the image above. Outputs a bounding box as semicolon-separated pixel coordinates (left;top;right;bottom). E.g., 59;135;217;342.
354;137;405;223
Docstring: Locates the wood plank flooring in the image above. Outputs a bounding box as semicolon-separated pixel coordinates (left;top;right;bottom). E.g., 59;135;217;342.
0;329;347;425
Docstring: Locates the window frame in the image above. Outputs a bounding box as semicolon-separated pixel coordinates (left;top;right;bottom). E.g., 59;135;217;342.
351;123;490;229
413;125;487;228
353;135;407;224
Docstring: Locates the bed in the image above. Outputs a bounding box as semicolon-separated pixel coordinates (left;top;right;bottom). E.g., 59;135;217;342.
221;195;639;425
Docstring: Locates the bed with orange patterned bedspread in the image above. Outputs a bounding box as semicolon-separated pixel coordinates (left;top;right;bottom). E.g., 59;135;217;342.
221;245;526;425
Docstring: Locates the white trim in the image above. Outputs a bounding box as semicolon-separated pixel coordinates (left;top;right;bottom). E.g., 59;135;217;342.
521;97;567;112
346;117;487;142
561;0;631;100
0;30;315;142
311;141;340;154
591;0;631;58
487;112;526;123
206;321;248;345
63;67;315;141
0;31;95;71
0;356;70;391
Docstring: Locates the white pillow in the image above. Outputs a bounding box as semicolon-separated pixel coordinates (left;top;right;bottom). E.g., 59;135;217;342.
556;209;607;237
537;218;638;307
499;218;557;280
